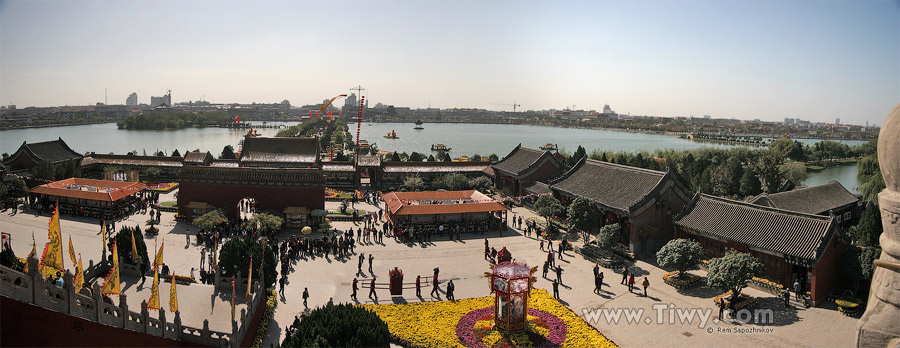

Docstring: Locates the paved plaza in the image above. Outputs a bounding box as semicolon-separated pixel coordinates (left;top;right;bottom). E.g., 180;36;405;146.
1;192;859;347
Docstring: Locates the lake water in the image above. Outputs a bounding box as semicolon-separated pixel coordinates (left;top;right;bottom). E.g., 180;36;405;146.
0;121;862;190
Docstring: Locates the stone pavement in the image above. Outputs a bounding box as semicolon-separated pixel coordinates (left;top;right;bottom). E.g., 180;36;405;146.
1;197;858;347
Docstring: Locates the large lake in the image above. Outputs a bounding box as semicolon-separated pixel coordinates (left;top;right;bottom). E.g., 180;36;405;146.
0;121;864;191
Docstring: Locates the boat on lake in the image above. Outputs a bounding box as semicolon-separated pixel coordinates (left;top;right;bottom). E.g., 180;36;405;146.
414;119;424;130
384;130;399;139
540;143;557;151
431;144;451;151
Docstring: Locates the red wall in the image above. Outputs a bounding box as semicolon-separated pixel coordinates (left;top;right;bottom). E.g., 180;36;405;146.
811;235;846;304
178;182;325;220
0;295;206;347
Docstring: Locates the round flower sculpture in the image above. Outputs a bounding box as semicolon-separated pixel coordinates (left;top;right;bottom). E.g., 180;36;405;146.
490;261;535;333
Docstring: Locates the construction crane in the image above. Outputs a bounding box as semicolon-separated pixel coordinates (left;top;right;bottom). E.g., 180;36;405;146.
349;85;366;97
489;102;521;112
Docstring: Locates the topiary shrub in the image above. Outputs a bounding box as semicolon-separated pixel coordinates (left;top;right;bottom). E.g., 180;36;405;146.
113;225;150;267
282;303;390;348
218;237;276;289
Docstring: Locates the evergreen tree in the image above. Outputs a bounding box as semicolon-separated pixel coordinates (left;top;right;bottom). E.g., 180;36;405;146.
220;145;236;159
171;149;181;157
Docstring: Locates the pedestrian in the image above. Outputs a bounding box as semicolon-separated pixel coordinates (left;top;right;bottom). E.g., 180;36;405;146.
140;261;148;287
783;289;790;308
369;278;377;299
358;253;364;274
547;251;554;268
352;278;358;299
593;264;599;278
368;254;374;272
540;239;544;251
594;274;601;294
447;280;455;301
628;273;635;292
542;261;549;278
302;287;309;307
201;248;207;269
186;229;190;246
793;280;801;300
431;273;440;297
416;275;421;297
719;297;727;320
555;265;563;284
279;276;286;295
598;272;604;291
642;277;650;296
552;279;560;299
620;265;628;285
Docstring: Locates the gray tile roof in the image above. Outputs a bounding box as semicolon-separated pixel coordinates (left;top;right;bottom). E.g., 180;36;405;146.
239;137;319;164
749;180;859;215
179;166;325;186
382;161;490;173
491;144;560;176
80;154;183;168
182;151;212;164
3;138;82;167
549;157;667;214
675;193;836;261
356;155;381;167
521;181;552;195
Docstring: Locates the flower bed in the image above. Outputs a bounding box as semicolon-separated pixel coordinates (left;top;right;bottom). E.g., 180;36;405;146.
162;274;196;285
662;271;702;289
835;292;862;316
576;245;624;269
251;290;278;348
749;276;784;294
144;182;179;193
325;188;363;200
361;288;617;348
713;290;757;311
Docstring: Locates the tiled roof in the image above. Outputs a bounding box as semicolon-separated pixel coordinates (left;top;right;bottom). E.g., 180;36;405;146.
382;161;490;173
183;151;212;164
29;178;145;202
240;137;319;164
2;138;82;167
357;155;382;167
322;162;355;172
209;160;239;168
521;181;552;195
549;157;668;214
179;166;325;186
491;144;561;176
675;193;836;261
383;190;508;216
80;154;183;168
749;180;859;215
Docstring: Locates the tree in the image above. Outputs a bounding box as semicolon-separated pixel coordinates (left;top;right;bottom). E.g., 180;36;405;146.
706;249;763;301
757;150;784;193
533;195;564;224
656;239;704;276
113;225;150;267
567;197;600;240
567;146;586;167
220;145;236;160
171;149;181;157
739;168;762;197
408;152;424;162
217;237;277;288
769;137;805;161
281;303;390;348
1;178;27;208
858;154;885;203
469;176;493;192
192;209;228;231
779;162;807;186
402;175;425;192
427;154;436;162
441;173;469;191
156;150;166;156
488;154;499;162
390;152;401;161
597;223;622;249
32;160;56;181
850;204;883;247
242;213;284;235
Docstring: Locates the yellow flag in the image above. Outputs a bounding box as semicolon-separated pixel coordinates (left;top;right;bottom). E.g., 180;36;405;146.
153;243;164;268
148;266;160;310
169;273;178;312
74;254;84;293
39;203;64;277
246;255;253;301
23;233;36;274
101;223;107;255
68;236;77;265
101;242;120;295
130;230;140;261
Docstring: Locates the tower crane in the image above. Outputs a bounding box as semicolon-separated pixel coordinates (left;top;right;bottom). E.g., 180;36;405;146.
489;102;521;112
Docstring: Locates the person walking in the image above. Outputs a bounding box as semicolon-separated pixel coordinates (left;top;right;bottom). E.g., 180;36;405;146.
539;239;544;251
627;273;635;292
302;287;309;307
594;274;601;294
542;261;549;278
352;278;358;300
358;253;364;275
642;277;650;296
368;254;374;272
620;265;628;285
552;279;560;299
593;264;599;279
201;249;207;269
719;297;727;320
547;251;554;268
185;229;191;246
598;272;604;292
783;289;790;308
369;278;377;299
279;276;286;295
555;265;564;284
447;280;455;301
793;280;801;300
140;261;148;287
430;273;440;297
416;275;421;297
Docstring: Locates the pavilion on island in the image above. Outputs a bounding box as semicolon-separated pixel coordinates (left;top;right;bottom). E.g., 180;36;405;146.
383;190;509;233
28;177;146;220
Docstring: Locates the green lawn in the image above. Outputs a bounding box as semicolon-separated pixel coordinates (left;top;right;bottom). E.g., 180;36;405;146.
160;201;177;207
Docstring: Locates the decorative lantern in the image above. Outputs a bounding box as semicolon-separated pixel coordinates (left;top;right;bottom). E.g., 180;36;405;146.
389;267;404;295
490;261;532;333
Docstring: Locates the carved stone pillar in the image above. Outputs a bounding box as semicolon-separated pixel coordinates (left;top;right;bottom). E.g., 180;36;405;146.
857;103;900;347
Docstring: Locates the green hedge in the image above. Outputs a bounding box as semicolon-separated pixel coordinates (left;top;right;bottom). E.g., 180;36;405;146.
281;304;390;348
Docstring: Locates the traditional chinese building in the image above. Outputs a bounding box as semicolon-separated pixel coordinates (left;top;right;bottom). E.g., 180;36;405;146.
238;136;320;168
28;177;145;220
749;180;860;229
491;144;566;196
674;193;846;305
380;161;492;190
548;157;691;255
2;138;83;175
383;190;508;231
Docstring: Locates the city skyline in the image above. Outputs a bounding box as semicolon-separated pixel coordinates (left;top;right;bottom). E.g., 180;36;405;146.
1;1;897;125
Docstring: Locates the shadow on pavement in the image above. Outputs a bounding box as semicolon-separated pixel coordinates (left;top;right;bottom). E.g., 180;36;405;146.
677;285;720;299
752;296;803;326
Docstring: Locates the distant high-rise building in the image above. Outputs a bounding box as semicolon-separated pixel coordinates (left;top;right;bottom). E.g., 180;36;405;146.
150;90;172;107
126;93;138;106
602;104;615;115
835;117;841;125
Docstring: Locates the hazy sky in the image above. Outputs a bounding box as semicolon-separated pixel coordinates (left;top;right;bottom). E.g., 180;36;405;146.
1;1;897;125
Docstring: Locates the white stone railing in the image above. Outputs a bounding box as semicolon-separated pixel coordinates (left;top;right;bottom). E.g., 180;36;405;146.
0;256;267;348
